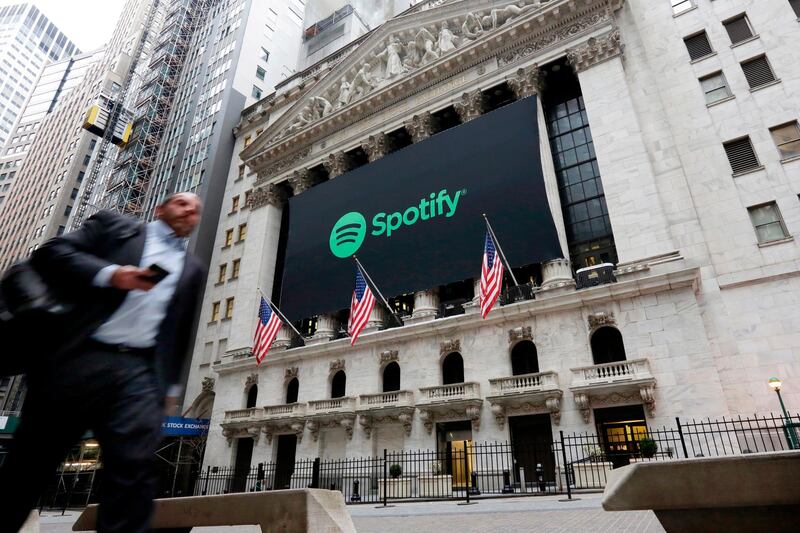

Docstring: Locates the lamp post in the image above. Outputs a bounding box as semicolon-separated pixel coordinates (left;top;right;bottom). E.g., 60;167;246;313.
768;377;799;450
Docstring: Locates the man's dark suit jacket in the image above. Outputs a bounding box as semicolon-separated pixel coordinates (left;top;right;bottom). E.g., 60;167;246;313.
28;210;205;397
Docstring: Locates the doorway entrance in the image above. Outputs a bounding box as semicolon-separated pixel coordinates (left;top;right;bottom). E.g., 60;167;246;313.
273;434;297;489
508;413;555;489
436;421;472;488
231;437;254;492
594;405;648;468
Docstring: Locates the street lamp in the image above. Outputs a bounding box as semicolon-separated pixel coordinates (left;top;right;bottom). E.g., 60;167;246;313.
768;377;798;450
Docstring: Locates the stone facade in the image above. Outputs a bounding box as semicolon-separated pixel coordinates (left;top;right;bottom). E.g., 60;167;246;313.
184;0;800;470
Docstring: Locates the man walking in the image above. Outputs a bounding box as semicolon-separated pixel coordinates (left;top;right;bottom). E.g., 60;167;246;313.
0;192;205;533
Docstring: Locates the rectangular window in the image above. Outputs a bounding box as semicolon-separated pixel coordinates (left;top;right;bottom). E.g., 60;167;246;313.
260;47;270;62
699;71;732;104
683;31;713;61
237;223;247;242
82;154;90;165
251;85;262;99
70;187;78;200
741;55;778;89
770;121;800;160
791;0;800;17
723;136;761;174
224;228;233;247
231;195;240;212
256;66;266;80
231;258;240;279
671;0;694;15
748;202;789;243
211;301;221;322
225;297;234;319
218;263;227;283
723;14;755;45
237;164;245;180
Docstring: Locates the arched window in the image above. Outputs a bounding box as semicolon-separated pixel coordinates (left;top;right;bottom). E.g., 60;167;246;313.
590;327;626;365
511;341;539;376
441;352;464;385
383;362;401;392
285;378;299;404
246;384;258;408
331;370;346;398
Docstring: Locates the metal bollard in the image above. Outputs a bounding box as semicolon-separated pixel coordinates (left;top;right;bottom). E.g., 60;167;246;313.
501;469;514;494
536;463;546;492
351;479;362;502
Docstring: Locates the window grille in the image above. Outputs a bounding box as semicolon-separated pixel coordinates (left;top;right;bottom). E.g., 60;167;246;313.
723;137;760;174
684;32;713;61
741;55;777;89
723;15;754;44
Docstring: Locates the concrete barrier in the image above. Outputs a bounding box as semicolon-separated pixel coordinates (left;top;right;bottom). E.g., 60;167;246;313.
602;450;800;533
73;488;356;532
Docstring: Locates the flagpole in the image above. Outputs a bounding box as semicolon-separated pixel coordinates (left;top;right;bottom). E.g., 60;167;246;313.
482;214;520;287
353;256;404;327
257;288;305;342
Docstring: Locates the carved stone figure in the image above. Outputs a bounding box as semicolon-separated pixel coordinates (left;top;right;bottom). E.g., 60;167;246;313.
284;105;314;135
403;39;420;70
335;79;351;108
309;96;332;119
461;12;484;41
415;27;439;65
481;3;534;30
377;36;405;80
437;20;458;54
350;62;375;100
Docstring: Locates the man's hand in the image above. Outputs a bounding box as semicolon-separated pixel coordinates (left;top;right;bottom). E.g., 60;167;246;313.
109;265;157;291
164;395;179;416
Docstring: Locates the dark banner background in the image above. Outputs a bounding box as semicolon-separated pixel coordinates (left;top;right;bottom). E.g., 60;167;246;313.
279;96;562;319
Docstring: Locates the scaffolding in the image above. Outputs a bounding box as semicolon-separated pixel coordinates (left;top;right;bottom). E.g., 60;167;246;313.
103;0;214;218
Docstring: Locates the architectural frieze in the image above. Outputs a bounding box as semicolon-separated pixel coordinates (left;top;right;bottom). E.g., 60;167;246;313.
508;326;533;344
246;183;286;210
565;27;622;73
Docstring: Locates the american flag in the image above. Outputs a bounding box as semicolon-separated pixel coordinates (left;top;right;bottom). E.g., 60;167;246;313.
348;267;375;345
254;297;283;364
480;230;504;318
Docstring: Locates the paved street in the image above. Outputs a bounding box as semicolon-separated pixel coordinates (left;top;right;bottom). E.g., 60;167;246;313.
38;493;663;532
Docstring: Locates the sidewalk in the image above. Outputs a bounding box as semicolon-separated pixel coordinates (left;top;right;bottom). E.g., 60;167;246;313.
38;494;663;532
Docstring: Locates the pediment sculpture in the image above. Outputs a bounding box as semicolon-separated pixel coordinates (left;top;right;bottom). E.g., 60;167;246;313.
275;1;541;141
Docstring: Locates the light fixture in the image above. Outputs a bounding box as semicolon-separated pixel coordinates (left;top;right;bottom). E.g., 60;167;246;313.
768;377;782;392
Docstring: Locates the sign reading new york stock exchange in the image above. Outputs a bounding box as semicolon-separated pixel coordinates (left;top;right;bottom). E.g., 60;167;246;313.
280;97;562;320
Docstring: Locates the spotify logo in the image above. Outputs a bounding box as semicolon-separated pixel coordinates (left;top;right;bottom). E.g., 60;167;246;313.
329;211;367;258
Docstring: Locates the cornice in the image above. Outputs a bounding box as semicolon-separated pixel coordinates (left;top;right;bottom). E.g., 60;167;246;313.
214;265;699;376
240;0;624;176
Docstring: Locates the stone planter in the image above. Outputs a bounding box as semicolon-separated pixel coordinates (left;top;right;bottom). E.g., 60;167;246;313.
418;474;452;497
378;477;412;499
572;462;613;488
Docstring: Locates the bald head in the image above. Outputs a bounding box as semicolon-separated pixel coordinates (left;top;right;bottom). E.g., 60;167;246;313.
155;192;202;237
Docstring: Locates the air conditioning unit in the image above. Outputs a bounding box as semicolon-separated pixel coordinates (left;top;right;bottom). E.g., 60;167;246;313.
575;263;616;290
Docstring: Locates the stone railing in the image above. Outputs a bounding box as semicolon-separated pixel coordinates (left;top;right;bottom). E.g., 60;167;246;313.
358;390;415;409
307;396;357;415
570;358;653;387
263;403;306;419
222;407;259;423
418;382;481;403
489;371;560;395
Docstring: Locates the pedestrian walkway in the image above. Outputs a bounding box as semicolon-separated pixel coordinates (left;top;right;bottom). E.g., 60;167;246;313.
38;493;663;532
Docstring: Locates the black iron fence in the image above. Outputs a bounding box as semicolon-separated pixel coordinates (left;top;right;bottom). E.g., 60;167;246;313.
195;413;800;504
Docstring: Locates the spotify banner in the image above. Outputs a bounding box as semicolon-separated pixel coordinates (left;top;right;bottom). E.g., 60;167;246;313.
279;96;562;319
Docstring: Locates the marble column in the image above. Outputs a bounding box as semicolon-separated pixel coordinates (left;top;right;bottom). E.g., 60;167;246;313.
463;278;482;315
271;325;292;350
453;89;485;123
566;30;676;263
363;304;386;333
323;151;348;178
404;112;434;143
406;289;439;324
308;314;337;345
361;132;389;162
508;65;574;295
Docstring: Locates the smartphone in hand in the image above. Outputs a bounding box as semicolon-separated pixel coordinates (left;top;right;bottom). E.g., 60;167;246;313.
143;263;170;284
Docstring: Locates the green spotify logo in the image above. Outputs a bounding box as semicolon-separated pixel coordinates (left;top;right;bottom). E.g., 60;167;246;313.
329;211;367;258
328;189;465;259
